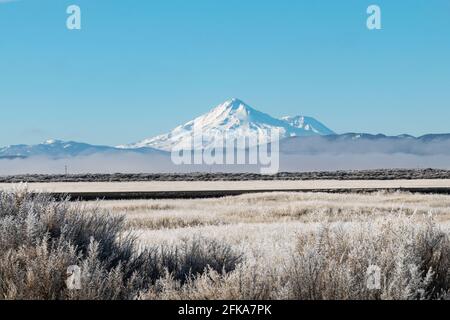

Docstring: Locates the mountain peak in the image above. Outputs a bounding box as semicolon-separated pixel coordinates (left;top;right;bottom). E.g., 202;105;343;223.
124;99;336;151
42;139;63;145
224;98;247;106
213;98;254;114
281;115;335;135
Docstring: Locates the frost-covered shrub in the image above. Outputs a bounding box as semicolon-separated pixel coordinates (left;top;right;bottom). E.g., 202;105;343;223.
0;189;241;300
146;259;277;300
285;216;449;300
1;188;448;300
145;216;449;300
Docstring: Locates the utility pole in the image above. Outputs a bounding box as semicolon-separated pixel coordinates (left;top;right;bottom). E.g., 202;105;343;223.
65;165;68;175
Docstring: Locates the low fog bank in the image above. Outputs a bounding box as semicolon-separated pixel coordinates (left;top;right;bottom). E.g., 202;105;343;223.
280;154;450;172
280;136;450;156
0;154;173;175
1;152;450;175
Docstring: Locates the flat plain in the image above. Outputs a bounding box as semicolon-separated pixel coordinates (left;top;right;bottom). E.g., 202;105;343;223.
1;184;449;299
1;179;450;193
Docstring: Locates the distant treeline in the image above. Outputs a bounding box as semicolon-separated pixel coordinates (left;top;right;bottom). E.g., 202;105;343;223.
1;169;450;183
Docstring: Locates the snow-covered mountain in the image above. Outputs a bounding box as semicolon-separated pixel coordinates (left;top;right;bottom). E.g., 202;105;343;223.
0;139;165;159
121;98;335;151
281;116;335;136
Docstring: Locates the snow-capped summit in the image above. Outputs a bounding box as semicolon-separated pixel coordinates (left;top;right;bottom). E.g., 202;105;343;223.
280;116;335;135
42;139;61;145
122;98;336;151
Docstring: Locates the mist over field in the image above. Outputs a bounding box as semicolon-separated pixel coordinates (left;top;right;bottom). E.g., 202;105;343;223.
0;154;173;175
280;154;450;172
1;153;450;175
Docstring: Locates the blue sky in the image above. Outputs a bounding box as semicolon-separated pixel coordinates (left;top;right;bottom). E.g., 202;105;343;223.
1;0;450;146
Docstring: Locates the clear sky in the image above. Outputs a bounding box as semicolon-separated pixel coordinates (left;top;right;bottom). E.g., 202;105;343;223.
1;0;450;146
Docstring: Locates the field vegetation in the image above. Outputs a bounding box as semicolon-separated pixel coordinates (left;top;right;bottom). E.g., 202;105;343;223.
0;188;449;300
1;168;450;183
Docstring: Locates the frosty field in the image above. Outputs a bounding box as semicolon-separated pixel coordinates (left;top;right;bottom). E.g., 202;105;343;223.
95;191;450;299
1;179;450;202
2;179;450;193
1;189;449;300
91;191;450;232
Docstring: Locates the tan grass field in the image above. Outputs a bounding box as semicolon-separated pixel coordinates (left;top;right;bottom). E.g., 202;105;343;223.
89;191;450;247
1;188;449;299
1;179;450;193
90;191;450;230
85;191;450;299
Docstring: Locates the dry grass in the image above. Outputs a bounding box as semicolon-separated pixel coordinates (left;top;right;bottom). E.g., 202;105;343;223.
1;189;449;300
92;191;450;300
0;189;241;300
146;216;449;300
88;191;450;231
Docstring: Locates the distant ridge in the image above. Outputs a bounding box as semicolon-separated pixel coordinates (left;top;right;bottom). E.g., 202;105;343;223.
0;140;166;159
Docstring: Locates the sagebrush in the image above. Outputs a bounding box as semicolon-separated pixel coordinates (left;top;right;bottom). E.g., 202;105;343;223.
0;189;449;300
0;189;241;300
